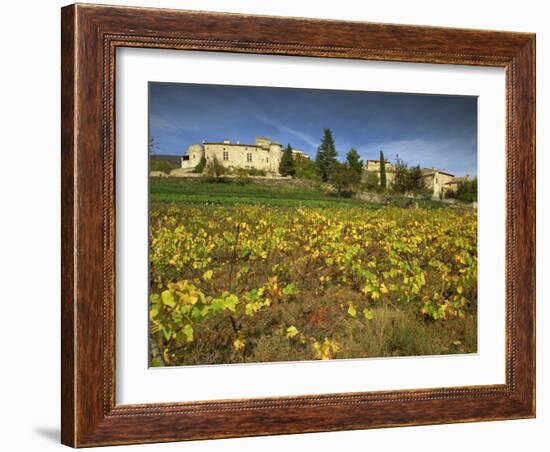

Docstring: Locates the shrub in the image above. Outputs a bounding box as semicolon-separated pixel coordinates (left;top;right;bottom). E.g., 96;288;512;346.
205;156;227;179
456;178;477;203
150;159;176;174
193;155;207;173
327;161;361;196
363;172;380;191
248;168;267;177
295;155;321;181
445;190;457;199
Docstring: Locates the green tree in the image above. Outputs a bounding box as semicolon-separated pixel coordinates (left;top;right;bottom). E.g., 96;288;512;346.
346;148;363;175
379;150;387;190
392;155;410;193
315;128;338;181
456;177;478;203
328;161;361;196
409;165;425;193
294;155;321;181
391;157;427;194
193;155;207;174
279;144;296;177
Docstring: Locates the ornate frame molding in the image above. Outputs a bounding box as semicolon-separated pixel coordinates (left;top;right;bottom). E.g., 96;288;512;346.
62;4;535;447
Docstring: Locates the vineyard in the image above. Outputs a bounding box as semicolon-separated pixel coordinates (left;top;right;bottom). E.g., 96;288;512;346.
149;182;477;366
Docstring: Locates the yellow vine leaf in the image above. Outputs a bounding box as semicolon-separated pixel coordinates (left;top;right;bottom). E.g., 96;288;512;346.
363;308;374;321
233;338;246;352
286;326;299;338
182;324;194;343
161;290;175;307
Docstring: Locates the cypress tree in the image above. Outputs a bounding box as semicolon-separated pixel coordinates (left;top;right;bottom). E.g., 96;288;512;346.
279;144;296;177
379;150;387;190
315;128;338;181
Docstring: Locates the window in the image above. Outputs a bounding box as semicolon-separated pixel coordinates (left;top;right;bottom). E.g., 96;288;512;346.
247;153;252;162
223;151;229;161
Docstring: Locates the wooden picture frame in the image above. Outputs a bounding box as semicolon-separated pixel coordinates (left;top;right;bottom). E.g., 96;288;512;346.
61;3;535;447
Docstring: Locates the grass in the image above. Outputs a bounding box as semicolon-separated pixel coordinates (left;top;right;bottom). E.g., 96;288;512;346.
250;306;477;363
149;176;445;209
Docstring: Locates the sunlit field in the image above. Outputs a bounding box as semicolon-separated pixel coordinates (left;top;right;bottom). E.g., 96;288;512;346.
149;179;477;366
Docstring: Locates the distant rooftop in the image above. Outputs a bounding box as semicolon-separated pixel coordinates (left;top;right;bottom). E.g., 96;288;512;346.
421;167;455;177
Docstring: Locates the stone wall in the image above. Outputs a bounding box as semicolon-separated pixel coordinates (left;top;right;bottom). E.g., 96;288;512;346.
203;143;275;172
180;137;283;175
365;160;395;172
149;170;169;177
364;169;396;186
181;145;203;170
169;168;201;177
423;171;455;198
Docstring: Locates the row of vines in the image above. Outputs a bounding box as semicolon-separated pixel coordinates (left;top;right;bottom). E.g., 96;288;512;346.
149;204;477;366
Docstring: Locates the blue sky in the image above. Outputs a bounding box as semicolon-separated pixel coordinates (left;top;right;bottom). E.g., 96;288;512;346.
149;82;477;176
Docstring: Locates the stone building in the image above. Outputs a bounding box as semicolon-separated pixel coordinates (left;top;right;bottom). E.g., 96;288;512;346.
440;175;470;194
290;149;310;160
180;136;306;176
364;159;466;199
421;168;456;198
364;159;397;186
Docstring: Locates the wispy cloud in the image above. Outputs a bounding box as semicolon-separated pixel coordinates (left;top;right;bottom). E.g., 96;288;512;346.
150;116;201;134
257;115;319;149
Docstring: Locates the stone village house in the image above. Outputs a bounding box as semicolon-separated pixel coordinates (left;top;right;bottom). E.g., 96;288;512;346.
364;159;470;199
179;136;308;176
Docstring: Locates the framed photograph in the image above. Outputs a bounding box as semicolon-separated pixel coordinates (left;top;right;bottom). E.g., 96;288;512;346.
61;3;535;447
